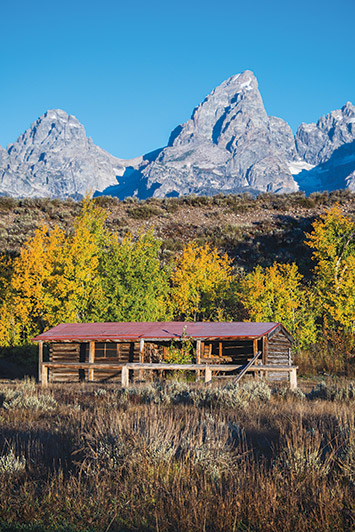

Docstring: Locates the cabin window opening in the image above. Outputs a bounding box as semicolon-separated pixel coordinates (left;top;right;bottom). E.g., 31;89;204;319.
95;342;118;359
203;340;254;358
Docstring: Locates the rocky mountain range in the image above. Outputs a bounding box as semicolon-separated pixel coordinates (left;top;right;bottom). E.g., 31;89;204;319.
0;71;354;199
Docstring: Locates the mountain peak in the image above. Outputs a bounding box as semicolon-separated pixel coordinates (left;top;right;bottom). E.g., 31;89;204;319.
169;70;264;149
0;73;354;200
296;101;355;166
0;109;125;199
132;70;298;199
44;108;70;119
32;109;85;137
214;70;258;94
342;101;355;117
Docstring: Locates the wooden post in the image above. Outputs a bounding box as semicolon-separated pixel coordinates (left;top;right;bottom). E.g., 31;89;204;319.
219;342;222;358
88;341;95;382
262;337;267;365
205;367;212;384
253;338;258;379
121;366;129;387
38;341;43;383
261;336;268;379
196;340;201;381
42;364;48;387
196;340;201;363
289;368;297;390
139;339;144;381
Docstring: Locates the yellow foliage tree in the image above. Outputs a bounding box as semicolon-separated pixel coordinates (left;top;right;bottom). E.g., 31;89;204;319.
8;225;65;341
239;262;317;350
170;241;233;321
0;255;19;345
306;205;355;334
44;197;107;324
0;197;107;345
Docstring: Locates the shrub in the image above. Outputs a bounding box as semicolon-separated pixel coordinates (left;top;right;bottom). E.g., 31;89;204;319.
237;379;272;401
0;197;17;211
277;440;331;480
119;381;192;406
93;196;119;208
2;391;57;411
182;414;243;481
308;381;355;401
191;381;271;409
336;423;355;486
0;450;26;475
127;204;163;219
94;388;107;397
274;385;306;401
163;336;194;365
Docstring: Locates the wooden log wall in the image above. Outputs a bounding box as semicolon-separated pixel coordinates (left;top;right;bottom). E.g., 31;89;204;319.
266;331;292;381
93;342;140;381
49;341;141;382
49;343;81;382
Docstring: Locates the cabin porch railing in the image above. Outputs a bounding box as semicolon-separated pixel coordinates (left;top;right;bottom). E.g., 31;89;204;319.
40;361;298;390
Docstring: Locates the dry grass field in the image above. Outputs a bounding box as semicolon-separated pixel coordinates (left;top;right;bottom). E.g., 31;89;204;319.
0;377;354;532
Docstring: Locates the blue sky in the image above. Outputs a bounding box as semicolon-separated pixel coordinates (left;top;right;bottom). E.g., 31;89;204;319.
0;0;354;159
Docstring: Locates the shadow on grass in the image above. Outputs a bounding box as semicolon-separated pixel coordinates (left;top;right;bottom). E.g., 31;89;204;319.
0;345;38;380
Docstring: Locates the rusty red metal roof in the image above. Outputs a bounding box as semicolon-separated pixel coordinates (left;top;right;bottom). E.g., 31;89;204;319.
32;322;281;342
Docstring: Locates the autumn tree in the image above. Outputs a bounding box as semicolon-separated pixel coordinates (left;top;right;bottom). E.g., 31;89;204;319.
4;225;65;342
170;241;233;321
44;197;107;325
239;262;317;350
100;229;171;322
0;254;20;346
306;205;355;335
0;197;108;345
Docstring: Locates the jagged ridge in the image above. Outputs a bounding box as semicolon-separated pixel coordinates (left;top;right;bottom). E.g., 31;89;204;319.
0;73;354;199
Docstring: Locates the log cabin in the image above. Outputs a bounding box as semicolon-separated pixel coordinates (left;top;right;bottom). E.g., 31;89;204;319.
32;321;295;385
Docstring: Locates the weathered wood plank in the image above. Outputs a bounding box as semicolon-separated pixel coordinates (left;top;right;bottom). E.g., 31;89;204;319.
205;367;212;383
38;341;43;383
262;336;267;365
121;366;129;387
43;361;297;371
196;340;201;364
232;351;262;385
88;341;95;381
42;363;48;386
289;368;297;390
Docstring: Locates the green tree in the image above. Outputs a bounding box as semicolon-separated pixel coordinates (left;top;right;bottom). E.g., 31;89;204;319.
100;229;171;322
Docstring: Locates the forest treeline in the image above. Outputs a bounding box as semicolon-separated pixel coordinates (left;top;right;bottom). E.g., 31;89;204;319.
0;197;354;375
